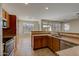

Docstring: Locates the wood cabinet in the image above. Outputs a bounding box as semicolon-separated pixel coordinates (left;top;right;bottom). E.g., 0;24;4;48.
33;36;48;50
2;9;16;56
2;9;10;28
47;36;60;52
52;37;60;52
5;12;10;28
34;36;42;49
48;36;53;50
41;36;48;47
32;35;60;52
9;15;16;35
2;9;6;19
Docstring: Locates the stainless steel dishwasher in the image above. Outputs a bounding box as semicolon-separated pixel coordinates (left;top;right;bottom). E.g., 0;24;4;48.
60;40;79;50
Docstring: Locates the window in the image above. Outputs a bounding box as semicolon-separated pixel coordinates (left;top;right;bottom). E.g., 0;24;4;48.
64;23;70;32
23;23;34;33
43;24;52;31
51;23;61;32
42;21;61;32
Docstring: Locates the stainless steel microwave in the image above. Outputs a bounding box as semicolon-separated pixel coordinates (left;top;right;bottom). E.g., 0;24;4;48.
2;19;7;28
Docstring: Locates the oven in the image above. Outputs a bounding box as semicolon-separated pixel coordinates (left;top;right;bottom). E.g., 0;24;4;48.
3;38;14;56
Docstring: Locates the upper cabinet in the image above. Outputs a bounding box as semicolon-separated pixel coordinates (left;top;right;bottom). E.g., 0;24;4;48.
5;12;10;27
2;9;10;28
2;9;6;19
2;9;16;35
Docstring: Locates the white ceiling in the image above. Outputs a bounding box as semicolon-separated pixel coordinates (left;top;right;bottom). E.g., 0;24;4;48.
2;3;79;21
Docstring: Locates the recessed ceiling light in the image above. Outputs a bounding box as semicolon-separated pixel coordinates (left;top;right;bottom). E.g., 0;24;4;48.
45;7;48;10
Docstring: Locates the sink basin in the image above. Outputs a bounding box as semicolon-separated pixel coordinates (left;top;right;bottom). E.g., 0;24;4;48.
53;34;61;38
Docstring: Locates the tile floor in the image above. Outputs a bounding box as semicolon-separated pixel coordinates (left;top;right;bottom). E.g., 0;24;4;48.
14;34;55;56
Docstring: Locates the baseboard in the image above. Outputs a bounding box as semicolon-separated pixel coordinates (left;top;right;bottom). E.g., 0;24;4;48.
33;46;48;50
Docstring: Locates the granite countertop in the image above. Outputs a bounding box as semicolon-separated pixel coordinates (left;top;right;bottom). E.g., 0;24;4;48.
32;34;79;45
56;46;79;56
58;36;79;45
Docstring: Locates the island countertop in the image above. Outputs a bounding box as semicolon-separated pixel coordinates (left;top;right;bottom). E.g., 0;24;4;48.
32;34;79;45
56;46;79;56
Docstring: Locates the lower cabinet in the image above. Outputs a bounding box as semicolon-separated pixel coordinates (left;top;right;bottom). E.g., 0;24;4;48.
42;36;48;48
47;37;60;52
52;37;60;52
33;36;48;49
48;36;53;50
33;35;60;52
34;36;42;49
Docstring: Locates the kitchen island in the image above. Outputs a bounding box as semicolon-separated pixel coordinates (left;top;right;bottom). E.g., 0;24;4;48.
31;31;79;56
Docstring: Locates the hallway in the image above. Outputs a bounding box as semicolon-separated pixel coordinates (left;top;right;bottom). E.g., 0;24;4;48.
14;34;55;56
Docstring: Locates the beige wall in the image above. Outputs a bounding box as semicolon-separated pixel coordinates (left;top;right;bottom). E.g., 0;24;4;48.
68;19;79;33
59;19;79;33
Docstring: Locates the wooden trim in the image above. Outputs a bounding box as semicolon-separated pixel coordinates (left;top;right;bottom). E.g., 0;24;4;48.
33;47;48;50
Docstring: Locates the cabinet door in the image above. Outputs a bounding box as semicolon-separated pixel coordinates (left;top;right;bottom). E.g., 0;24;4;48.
9;15;16;35
50;37;53;50
48;37;53;50
2;9;6;19
52;38;60;52
47;37;50;47
34;36;42;49
6;12;10;27
41;36;47;47
47;36;50;47
2;9;10;28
